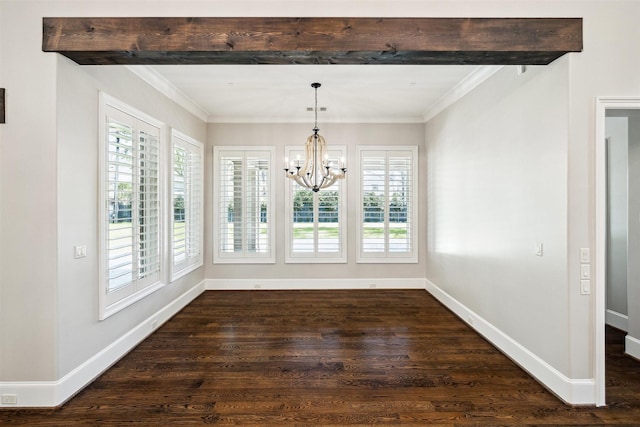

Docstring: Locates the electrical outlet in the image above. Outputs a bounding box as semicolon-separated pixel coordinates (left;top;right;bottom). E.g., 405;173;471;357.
1;394;17;404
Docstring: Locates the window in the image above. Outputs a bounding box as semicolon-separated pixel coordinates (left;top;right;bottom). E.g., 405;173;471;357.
285;145;347;263
99;94;163;319
357;146;418;263
213;147;274;263
171;130;204;280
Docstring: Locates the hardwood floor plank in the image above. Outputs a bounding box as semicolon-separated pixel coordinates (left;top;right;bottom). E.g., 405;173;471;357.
2;290;640;425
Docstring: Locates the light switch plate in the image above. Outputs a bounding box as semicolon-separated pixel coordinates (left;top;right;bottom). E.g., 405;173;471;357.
580;264;591;280
74;245;87;259
581;279;591;295
580;248;590;263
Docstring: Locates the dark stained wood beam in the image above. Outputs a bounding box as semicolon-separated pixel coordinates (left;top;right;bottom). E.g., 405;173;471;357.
42;17;582;65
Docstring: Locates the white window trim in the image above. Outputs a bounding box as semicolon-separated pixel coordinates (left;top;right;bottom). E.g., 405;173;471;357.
356;145;418;264
98;92;166;320
170;129;204;281
284;145;347;264
213;146;276;264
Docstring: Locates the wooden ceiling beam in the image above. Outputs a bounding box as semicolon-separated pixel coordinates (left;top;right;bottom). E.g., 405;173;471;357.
42;17;582;65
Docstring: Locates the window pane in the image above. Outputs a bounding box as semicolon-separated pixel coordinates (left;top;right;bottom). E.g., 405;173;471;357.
138;130;160;279
388;156;411;253
107;119;134;292
219;156;243;253
318;185;340;253
292;186;314;253
187;149;202;258
246;155;270;254
362;155;386;253
173;146;187;264
173;139;203;271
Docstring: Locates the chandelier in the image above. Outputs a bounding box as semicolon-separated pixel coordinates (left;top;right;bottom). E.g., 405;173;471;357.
284;83;346;192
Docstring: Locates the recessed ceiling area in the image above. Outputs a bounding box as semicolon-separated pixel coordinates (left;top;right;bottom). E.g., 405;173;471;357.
43;16;581;123
135;64;496;123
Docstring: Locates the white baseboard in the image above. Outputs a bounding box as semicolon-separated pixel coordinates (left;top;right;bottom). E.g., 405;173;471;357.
0;280;205;408
626;334;640;361
425;278;596;406
206;278;427;290
606;309;628;332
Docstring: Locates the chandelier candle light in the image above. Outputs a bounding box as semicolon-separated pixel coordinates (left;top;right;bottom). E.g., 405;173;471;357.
284;83;346;192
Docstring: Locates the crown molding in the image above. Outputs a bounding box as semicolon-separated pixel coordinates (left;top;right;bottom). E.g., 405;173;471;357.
422;65;503;122
125;66;209;122
207;114;426;124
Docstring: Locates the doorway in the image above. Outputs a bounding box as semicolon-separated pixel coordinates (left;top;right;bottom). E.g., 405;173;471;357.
595;97;640;406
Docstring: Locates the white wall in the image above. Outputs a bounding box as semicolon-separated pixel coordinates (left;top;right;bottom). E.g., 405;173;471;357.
565;0;640;383
605;116;628;327
626;112;640;355
56;58;206;377
206;122;427;284
0;0;58;382
426;61;570;373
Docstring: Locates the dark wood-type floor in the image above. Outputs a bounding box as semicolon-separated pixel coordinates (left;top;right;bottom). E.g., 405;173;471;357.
2;290;640;426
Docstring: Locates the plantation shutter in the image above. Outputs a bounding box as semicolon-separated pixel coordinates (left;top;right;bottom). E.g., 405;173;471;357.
358;147;417;263
104;106;161;307
361;153;386;253
172;146;188;265
171;132;204;278
285;146;346;262
106;117;135;292
186;148;203;258
388;153;413;254
214;148;273;262
138;128;160;280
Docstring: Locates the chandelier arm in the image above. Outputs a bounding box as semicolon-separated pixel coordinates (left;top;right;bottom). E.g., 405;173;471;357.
318;136;330;178
293;175;307;188
301;135;314;178
330;168;346;178
317;175;328;189
321;175;338;189
300;172;314;190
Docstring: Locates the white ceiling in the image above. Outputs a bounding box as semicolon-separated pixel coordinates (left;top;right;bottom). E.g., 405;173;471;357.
132;64;502;123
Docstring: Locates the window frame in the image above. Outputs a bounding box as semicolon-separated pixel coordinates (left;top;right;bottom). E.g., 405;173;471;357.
170;129;204;281
213;146;275;264
356;145;418;263
284;145;347;263
98;92;165;320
